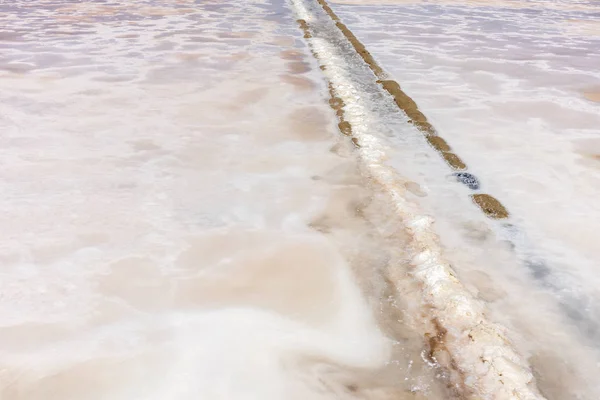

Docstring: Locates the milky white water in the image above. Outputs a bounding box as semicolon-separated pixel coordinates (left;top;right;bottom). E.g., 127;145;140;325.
1;0;598;399
328;0;600;398
0;1;452;399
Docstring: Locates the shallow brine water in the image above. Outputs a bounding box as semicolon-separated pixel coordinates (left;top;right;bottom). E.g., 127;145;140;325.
0;1;447;399
330;0;600;398
1;0;599;399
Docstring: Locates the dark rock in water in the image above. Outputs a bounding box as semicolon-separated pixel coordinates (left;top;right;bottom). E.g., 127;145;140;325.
453;172;480;190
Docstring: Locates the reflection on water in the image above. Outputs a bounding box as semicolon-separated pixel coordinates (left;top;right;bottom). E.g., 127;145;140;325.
330;0;600;399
